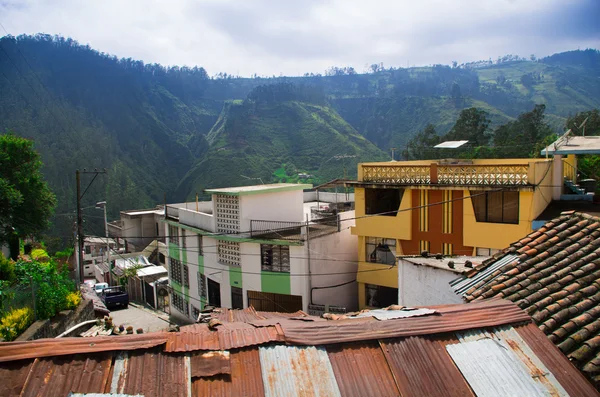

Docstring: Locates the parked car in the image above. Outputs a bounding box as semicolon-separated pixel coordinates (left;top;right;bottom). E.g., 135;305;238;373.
94;282;109;295
100;286;129;310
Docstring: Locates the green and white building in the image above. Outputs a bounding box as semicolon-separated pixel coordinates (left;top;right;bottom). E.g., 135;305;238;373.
164;183;358;323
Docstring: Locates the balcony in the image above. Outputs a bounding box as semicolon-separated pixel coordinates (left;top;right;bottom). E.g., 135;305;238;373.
355;160;548;189
250;215;340;241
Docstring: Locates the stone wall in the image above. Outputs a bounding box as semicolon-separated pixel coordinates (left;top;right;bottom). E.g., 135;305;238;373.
16;299;95;341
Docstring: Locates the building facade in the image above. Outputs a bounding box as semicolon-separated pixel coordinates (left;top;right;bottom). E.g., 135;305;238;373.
349;158;557;309
163;184;358;324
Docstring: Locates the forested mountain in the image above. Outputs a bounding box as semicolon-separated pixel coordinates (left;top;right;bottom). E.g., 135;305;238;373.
0;34;599;241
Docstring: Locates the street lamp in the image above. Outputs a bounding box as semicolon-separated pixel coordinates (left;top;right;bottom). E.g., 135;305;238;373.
95;201;109;276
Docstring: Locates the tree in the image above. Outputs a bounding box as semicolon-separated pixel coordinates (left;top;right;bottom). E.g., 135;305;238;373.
493;104;554;157
566;109;600;136
445;108;491;146
405;124;441;160
0;133;56;244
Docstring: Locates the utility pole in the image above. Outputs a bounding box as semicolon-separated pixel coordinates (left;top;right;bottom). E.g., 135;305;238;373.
390;148;397;161
75;168;107;284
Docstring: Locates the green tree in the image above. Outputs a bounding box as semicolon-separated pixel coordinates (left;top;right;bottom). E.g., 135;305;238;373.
405;124;441;160
493;104;554;157
566;109;600;136
445;108;491;146
0;133;56;244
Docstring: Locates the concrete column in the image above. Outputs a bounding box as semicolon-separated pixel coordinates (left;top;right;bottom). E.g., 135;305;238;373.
552;155;563;200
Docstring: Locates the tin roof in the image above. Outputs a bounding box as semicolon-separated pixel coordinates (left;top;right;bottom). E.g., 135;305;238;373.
0;299;596;396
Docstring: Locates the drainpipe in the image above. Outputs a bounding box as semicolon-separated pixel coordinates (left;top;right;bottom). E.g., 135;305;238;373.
306;215;312;305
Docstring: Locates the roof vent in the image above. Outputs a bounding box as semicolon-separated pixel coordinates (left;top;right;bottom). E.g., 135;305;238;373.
448;261;455;269
421;251;429;258
464;260;473;268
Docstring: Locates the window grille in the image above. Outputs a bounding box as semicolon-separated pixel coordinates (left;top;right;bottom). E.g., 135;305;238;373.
198;272;207;299
170;258;182;284
218;241;241;267
215;195;240;234
261;244;291;272
168;225;179;245
183;265;189;287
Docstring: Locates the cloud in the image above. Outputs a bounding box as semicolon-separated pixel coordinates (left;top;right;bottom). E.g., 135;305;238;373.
0;0;598;76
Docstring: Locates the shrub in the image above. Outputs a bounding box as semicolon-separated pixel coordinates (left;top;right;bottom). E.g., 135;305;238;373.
0;307;33;341
31;248;50;262
65;292;81;310
0;253;15;282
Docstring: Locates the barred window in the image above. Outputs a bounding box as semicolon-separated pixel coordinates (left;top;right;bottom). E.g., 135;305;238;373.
170;258;182;284
183;265;189;288
172;292;186;313
198;272;207;299
197;235;203;255
191;305;201;321
261;244;290;273
169;225;179;245
218;241;241;267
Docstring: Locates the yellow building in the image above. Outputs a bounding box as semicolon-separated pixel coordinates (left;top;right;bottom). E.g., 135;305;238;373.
348;156;572;309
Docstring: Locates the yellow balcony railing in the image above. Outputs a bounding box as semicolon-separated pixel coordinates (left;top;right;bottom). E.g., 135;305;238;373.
362;165;430;184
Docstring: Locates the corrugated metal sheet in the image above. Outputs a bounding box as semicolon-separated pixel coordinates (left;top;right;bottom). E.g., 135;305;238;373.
381;335;475;397
515;323;600;397
259;345;341;397
166;323;283;352
190;351;231;377
450;254;519;296
0;359;33;397
354;307;436;320
326;341;399;397
0;333;168;362
281;299;531;346
446;338;565;396
193;348;265;397
111;348;188;397
456;325;567;396
19;352;113;396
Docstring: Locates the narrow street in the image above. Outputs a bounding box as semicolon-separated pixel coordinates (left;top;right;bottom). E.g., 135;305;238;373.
108;303;170;333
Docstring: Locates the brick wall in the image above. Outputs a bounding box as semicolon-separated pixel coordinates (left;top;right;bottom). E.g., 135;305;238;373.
16;299;95;341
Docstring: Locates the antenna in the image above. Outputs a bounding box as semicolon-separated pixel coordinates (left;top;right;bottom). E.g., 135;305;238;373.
579;117;589;137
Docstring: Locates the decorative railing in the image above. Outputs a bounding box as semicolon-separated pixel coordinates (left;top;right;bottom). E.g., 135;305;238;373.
562;159;577;183
362;165;430;184
250;220;304;240
437;165;529;185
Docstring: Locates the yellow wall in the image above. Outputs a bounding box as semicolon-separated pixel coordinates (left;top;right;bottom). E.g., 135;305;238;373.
357;262;399;309
353;188;412;241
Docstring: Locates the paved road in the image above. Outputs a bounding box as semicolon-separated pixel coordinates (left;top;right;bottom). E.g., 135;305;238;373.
108;304;170;333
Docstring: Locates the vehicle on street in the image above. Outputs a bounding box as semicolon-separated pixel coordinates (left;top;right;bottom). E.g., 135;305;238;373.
94;282;109;295
100;286;129;310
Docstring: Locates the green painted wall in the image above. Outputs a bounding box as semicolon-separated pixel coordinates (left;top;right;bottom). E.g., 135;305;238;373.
168;243;180;261
261;271;291;295
171;281;182;293
198;255;204;273
230;267;242;288
182;248;187;265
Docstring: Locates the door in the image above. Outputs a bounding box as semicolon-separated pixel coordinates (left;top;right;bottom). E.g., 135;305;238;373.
231;286;243;309
208;278;221;307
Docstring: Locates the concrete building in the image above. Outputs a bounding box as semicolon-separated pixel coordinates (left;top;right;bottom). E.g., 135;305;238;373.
163;183;358;324
347;156;581;309
108;206;165;253
82;236;117;279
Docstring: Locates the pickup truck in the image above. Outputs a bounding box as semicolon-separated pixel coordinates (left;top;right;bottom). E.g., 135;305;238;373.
100;286;129;310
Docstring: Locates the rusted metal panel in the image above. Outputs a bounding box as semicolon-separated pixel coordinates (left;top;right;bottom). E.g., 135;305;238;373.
166;323;283;352
282;299;531;346
381;334;475;397
447;339;566;396
259;345;341;397
193;348;265;397
19;352;113;396
455;326;568;396
326;342;399;397
0;359;33;397
0;333;168;362
354;307;436;320
112;348;188;397
516;323;600;397
190;351;231;377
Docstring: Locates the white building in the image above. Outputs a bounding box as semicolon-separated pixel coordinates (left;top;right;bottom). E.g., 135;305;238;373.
82;236;117;279
108;207;165;253
395;256;489;307
163;183;358;323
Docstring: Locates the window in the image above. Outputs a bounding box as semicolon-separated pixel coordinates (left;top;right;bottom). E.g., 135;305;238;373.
181;230;186;248
183;265;189;287
365;237;397;265
170;258;182;284
365;284;398;308
156;222;159;236
261;244;291;273
198;272;207;299
191;305;201;321
476;247;501;256
218;241;241;267
197;235;203;255
208;278;221;307
471;190;519;224
231;286;243;309
168;225;179;245
172;292;186;314
365;188;403;216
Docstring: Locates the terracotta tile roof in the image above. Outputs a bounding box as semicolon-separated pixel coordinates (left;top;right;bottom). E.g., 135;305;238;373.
459;212;600;389
0;300;596;396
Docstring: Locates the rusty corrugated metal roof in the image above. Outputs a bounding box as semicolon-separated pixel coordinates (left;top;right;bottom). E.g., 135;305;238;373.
382;334;475;397
281;299;530;346
258;345;341;397
326;341;399;397
0;333;168;362
166;322;284;352
0;359;33;397
193;348;265;396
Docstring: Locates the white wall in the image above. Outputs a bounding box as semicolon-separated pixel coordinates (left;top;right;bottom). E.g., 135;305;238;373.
239;190;304;232
178;207;215;232
306;210;358;311
290;245;309;311
202;236;231;308
240;242;262;308
397;260;464;306
303;191;355;203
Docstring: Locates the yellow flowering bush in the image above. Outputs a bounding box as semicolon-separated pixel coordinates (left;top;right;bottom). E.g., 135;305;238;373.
0;307;34;341
65;292;81;310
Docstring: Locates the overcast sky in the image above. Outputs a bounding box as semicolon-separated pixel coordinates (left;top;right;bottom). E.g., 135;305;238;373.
1;0;599;77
